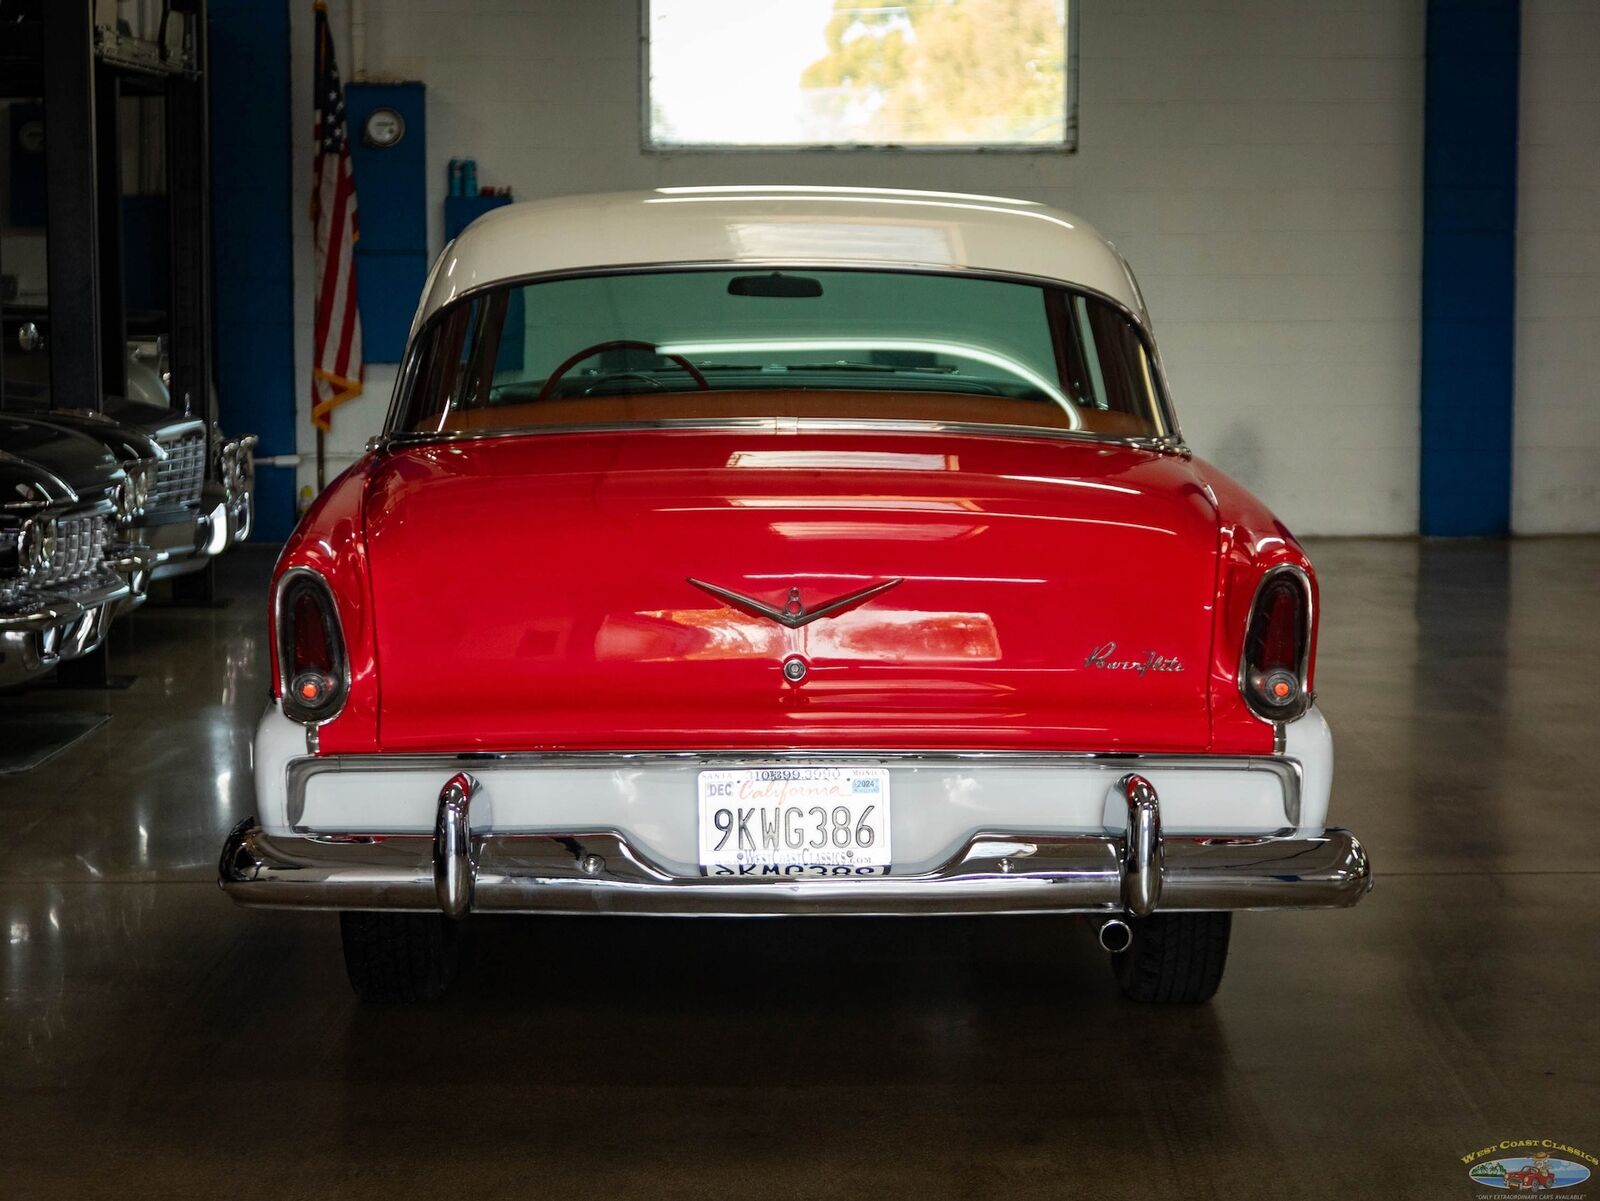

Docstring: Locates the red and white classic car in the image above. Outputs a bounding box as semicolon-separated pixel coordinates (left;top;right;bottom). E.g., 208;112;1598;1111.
220;186;1371;1003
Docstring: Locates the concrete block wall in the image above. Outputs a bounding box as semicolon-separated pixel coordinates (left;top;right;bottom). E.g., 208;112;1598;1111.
291;0;1430;535
1514;0;1600;533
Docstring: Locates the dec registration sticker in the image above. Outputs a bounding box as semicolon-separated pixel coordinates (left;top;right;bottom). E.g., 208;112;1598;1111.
697;767;892;877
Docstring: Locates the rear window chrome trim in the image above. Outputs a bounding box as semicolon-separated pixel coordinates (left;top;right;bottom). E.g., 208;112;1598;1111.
371;417;1189;458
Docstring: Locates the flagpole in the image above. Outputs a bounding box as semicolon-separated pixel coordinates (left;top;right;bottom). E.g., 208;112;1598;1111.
311;0;360;497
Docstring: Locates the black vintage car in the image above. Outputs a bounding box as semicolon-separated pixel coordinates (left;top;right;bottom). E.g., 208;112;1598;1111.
103;396;258;576
2;386;256;582
5;306;258;579
0;415;151;689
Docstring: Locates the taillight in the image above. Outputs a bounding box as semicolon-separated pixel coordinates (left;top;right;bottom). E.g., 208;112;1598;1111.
1240;566;1311;722
276;568;348;724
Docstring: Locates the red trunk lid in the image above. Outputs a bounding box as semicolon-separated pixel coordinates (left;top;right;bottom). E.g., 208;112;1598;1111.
364;429;1220;752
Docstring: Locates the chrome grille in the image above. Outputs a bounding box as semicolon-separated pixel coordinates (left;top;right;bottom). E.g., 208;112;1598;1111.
0;573;30;609
1;511;115;611
37;512;112;589
151;430;206;508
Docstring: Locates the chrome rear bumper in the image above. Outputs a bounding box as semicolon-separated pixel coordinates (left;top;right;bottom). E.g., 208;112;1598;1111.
220;772;1372;918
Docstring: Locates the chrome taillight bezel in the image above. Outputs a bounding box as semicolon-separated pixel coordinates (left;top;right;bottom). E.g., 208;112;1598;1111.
1238;563;1314;724
275;566;351;726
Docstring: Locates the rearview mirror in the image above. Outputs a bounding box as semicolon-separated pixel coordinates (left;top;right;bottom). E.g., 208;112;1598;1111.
727;273;823;299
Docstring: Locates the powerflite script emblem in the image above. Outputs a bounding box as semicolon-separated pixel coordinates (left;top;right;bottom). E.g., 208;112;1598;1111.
1084;641;1185;674
686;577;904;628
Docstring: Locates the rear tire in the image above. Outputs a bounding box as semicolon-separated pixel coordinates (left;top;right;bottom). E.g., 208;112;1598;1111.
340;912;461;1003
1111;912;1231;1004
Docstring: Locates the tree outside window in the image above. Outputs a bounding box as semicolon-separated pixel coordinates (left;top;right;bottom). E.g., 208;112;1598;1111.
646;0;1074;150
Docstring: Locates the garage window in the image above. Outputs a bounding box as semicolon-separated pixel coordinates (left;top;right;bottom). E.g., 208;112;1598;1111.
645;0;1076;151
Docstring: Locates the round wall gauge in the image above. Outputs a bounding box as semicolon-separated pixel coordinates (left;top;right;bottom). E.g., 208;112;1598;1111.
362;107;405;149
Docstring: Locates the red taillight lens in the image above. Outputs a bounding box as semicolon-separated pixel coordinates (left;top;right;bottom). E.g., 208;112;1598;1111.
291;589;332;669
277;570;348;723
1241;569;1310;721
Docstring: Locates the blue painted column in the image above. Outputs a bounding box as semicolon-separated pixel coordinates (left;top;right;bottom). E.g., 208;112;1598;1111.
209;0;297;543
1420;0;1521;536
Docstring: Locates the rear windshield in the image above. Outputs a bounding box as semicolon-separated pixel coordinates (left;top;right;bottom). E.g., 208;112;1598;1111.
392;268;1168;441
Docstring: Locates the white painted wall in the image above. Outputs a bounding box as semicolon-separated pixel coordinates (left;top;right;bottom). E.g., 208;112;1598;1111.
1514;1;1600;534
291;0;1427;535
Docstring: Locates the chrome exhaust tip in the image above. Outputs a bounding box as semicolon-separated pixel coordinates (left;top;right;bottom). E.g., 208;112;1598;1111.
1097;917;1133;954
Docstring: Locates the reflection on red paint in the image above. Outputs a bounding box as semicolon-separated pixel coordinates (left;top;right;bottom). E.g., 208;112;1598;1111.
284;426;1300;754
597;606;1001;663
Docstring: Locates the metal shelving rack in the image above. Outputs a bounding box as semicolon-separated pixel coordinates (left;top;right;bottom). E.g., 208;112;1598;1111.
0;0;212;425
1;0;218;680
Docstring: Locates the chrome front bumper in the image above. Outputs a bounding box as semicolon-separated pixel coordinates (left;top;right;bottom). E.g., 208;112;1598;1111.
220;772;1372;918
0;553;153;687
136;497;233;580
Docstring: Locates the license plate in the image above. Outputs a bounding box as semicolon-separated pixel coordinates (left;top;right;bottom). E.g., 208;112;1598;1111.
697;767;892;877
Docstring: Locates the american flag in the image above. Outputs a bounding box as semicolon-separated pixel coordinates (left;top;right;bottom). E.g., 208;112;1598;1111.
310;0;362;433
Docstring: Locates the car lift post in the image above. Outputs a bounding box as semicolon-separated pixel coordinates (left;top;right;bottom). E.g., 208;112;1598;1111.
41;0;109;413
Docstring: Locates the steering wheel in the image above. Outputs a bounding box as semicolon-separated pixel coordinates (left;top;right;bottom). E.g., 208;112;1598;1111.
537;339;710;402
584;371;669;396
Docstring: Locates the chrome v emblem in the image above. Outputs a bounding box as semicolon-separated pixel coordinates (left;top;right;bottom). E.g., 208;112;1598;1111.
687;577;904;629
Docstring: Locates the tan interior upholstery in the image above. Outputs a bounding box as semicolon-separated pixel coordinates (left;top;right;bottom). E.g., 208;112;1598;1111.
433;390;1152;437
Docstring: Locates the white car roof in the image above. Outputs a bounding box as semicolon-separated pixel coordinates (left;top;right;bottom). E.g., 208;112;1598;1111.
414;186;1146;330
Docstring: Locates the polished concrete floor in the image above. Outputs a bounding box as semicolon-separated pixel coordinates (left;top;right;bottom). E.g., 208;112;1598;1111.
2;539;1597;1199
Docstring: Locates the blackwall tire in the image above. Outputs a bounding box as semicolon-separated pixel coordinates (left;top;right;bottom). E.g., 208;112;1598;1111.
340;911;461;1003
1111;912;1231;1004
